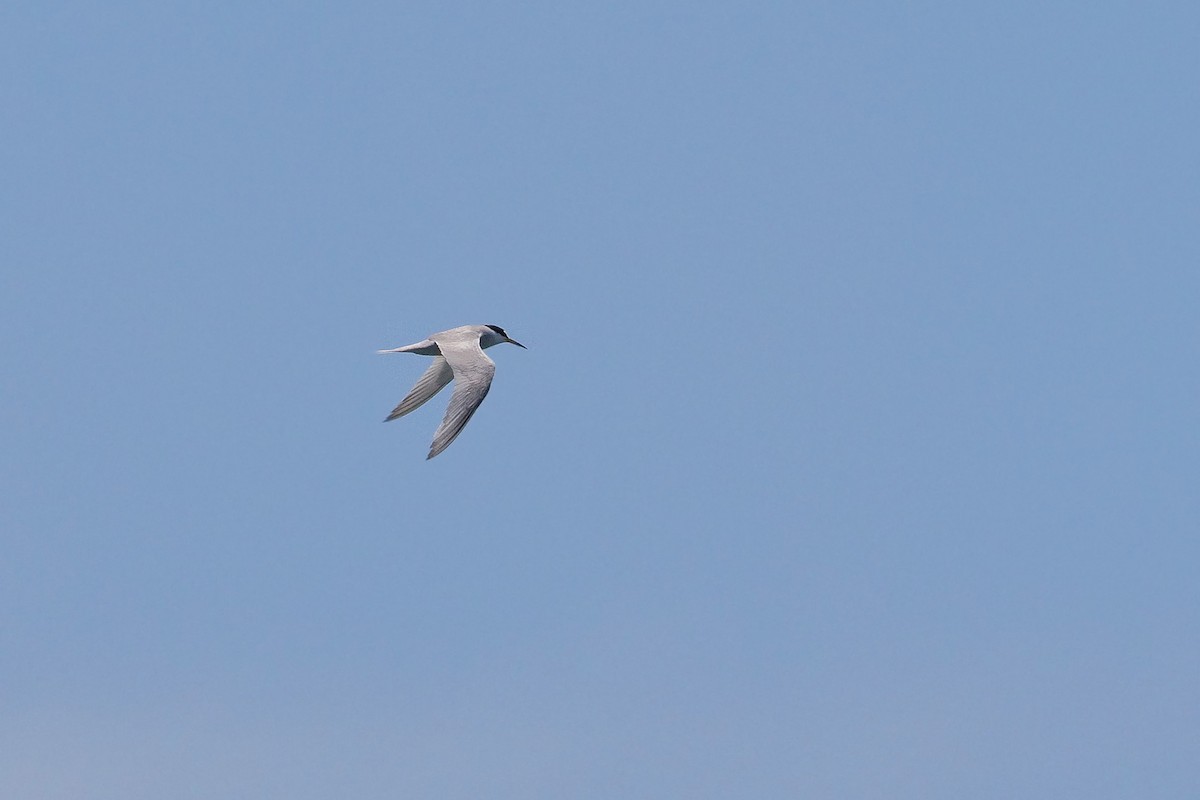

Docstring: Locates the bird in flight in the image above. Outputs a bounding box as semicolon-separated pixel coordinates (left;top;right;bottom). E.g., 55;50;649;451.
378;324;526;459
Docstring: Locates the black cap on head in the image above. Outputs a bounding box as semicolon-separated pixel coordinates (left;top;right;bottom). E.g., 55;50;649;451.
485;324;507;337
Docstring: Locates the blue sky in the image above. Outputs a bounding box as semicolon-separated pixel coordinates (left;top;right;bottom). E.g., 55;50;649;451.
2;2;1198;797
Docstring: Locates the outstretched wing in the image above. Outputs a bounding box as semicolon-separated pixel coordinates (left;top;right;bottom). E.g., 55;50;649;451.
385;357;453;421
427;338;496;459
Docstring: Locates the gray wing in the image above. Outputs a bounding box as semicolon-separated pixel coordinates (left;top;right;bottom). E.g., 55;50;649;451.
385;357;453;421
426;338;496;459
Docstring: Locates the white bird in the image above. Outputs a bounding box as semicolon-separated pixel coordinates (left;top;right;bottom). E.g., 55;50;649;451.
378;324;526;459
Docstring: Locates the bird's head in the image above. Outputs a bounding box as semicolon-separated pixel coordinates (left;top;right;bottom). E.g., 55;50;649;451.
482;324;526;349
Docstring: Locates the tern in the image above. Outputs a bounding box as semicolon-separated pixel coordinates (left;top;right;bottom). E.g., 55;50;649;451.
378;324;526;459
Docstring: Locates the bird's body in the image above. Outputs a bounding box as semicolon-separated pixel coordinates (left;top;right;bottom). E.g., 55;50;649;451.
378;324;525;459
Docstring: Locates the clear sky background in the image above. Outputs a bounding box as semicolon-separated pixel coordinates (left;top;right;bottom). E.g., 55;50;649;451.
2;2;1198;797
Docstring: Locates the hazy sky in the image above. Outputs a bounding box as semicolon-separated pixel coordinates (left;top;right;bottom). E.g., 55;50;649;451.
3;2;1198;797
